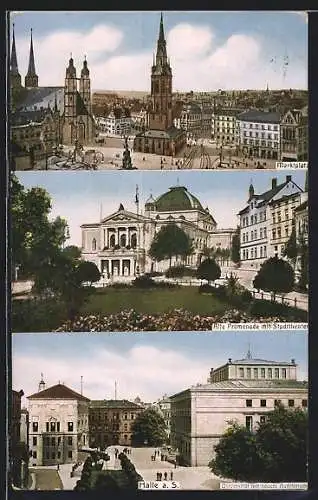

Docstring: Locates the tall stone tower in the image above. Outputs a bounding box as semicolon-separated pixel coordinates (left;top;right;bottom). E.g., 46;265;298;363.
10;23;22;91
79;56;91;114
149;13;173;131
25;29;38;88
64;56;78;144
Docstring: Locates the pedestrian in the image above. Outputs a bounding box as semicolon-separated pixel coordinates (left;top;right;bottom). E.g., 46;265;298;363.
170;471;173;480
174;460;177;469
164;472;168;481
156;472;160;481
57;464;60;471
161;454;164;461
159;472;163;481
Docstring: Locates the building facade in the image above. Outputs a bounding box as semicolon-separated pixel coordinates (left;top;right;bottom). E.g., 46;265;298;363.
176;103;202;139
238;175;304;268
152;395;172;441
81;185;235;280
237;110;281;160
10;390;29;488
96;108;132;136
214;108;241;146
280;108;308;161
170;353;308;466
27;377;90;466
89;400;144;448
134;14;186;156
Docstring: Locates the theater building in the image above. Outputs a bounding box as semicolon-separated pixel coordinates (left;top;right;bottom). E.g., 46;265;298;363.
81;185;235;280
170;352;308;466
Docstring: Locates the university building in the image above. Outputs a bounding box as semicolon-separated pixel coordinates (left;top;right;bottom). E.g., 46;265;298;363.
27;377;90;466
89;400;143;448
170;352;307;466
238;175;305;268
81;185;235;280
134;14;186;156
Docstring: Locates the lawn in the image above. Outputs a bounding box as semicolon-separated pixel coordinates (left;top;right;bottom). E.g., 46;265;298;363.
81;287;228;315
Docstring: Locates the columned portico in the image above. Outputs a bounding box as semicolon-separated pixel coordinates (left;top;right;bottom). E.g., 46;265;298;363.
100;257;135;278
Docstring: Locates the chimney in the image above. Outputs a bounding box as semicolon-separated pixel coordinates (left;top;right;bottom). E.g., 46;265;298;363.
271;178;277;189
286;175;292;183
228;358;232;364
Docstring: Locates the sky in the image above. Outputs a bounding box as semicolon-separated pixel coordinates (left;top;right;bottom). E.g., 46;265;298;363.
12;330;308;406
15;170;307;247
9;11;308;91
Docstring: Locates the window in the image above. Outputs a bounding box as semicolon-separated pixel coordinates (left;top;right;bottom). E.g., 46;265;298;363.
124;413;128;420
33;437;37;446
268;368;272;379
275;368;280;378
288;399;295;407
246;416;253;431
68;422;73;432
52;451;56;460
68;450;73;459
57;422;60;432
239;367;244;378
131;414;135;420
58;437;61;445
50;422;56;432
51;437;56;446
32;422;38;432
58;451;61;459
32;451;37;459
124;424;128;431
246;399;252;407
46;422;49;432
274;399;281;407
68;437;73;446
302;399;308;408
247;368;251;379
92;238;97;251
260;399;267;407
254;368;258;379
282;368;287;379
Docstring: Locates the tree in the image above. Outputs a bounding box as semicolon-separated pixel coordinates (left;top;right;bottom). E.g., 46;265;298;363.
231;227;240;264
149;223;193;268
196;258;221;285
283;226;297;264
131;408;167;447
75;261;101;286
209;405;308;482
253;256;294;300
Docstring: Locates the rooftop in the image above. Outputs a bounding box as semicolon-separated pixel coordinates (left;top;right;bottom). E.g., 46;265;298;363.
27;383;90;402
89;399;142;409
153;186;205;213
237;109;281;123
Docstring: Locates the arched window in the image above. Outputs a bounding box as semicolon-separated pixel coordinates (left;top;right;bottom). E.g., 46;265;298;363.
110;234;115;247
120;234;127;247
92;238;97;251
131;233;137;248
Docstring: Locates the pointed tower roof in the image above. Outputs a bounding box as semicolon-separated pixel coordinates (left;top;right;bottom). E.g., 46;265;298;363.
81;55;90;77
66;54;76;78
159;12;165;43
155;12;168;68
10;23;19;74
26;28;37;76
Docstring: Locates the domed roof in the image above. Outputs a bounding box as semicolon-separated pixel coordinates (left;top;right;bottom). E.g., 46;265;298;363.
154;186;204;212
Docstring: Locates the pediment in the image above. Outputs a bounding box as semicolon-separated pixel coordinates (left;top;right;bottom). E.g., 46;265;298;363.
101;209;145;225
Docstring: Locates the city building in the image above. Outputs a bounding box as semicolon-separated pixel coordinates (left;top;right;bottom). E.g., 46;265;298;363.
96;108;132;136
10;390;29;488
89;400;143;448
81;185;235;280
294;191;308;283
27;376;90;466
170;352;308;466
280;108;308;161
237;110;281;160
134;14;186;156
152;395;172;441
130;109;148;133
238;175;304;268
175;103;202;139
214;108;242;146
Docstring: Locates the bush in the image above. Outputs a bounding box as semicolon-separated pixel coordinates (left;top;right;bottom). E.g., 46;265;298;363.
132;275;156;288
249;299;307;321
198;284;215;294
144;271;163;277
240;289;253;303
165;265;186;278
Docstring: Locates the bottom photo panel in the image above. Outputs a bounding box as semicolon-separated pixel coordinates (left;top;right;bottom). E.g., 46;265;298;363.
11;329;308;492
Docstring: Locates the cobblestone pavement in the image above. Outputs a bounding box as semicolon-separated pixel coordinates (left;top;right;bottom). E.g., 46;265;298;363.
106;445;221;490
30;467;63;490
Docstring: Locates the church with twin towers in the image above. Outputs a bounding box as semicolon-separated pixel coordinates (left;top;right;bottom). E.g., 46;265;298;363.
9;24;95;146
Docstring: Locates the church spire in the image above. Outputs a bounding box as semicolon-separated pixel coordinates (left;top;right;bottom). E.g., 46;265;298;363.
38;373;46;392
155;12;168;67
10;23;19;74
25;28;38;88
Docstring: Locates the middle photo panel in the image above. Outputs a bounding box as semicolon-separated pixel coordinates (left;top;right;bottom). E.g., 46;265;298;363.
12;169;308;333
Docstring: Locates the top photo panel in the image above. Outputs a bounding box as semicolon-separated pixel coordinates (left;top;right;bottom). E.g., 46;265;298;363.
9;11;308;171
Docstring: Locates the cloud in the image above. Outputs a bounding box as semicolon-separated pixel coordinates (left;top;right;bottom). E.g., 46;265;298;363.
13;21;306;91
12;341;215;406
